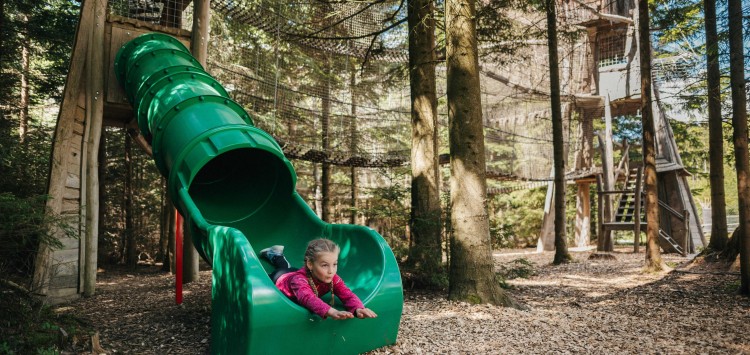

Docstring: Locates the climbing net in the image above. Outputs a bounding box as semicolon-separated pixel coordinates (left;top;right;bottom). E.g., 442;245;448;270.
106;0;688;197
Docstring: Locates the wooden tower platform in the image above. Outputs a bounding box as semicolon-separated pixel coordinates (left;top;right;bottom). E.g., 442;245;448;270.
32;0;194;304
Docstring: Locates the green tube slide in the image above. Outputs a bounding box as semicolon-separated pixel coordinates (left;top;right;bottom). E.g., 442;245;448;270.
114;33;403;354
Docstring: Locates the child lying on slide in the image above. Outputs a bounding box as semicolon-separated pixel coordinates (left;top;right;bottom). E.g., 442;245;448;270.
260;238;378;320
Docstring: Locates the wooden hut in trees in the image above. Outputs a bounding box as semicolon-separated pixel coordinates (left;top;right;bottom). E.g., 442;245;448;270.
538;0;705;254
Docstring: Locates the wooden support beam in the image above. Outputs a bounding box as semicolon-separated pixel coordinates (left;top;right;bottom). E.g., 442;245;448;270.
82;0;107;297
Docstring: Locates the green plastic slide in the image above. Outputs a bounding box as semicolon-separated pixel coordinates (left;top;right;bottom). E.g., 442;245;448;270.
114;33;403;354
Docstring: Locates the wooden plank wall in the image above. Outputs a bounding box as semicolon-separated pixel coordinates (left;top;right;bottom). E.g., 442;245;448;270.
32;0;94;304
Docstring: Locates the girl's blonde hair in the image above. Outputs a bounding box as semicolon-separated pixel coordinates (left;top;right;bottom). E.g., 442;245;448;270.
304;238;340;264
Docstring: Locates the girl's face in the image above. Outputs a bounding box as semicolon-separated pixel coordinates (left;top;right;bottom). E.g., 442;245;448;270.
306;251;338;283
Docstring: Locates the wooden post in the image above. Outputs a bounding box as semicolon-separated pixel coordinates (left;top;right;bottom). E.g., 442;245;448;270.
538;168;556;252
683;209;690;256
596;174;605;248
191;0;210;64
574;182;591;248
597;131;614;251
181;0;211;284
574;110;594;248
82;0;106;297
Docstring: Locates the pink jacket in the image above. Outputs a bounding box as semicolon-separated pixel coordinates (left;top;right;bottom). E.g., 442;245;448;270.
276;268;365;318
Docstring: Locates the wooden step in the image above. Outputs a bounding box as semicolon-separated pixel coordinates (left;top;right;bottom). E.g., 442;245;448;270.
602;222;635;231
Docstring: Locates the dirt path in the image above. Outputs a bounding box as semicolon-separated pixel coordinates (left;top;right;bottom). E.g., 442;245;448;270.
67;249;750;354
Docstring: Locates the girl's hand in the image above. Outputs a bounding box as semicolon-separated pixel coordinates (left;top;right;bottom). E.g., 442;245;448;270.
354;308;378;319
326;308;354;320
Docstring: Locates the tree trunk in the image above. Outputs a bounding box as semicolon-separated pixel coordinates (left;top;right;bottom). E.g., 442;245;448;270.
313;162;322;216
159;178;171;271
446;0;518;307
0;0;4;128
704;0;728;252
727;0;750;295
321;58;332;222
638;0;663;271
0;0;4;67
407;0;443;277
19;14;29;143
167;204;176;272
98;128;106;263
546;0;571;265
125;133;137;268
349;62;359;225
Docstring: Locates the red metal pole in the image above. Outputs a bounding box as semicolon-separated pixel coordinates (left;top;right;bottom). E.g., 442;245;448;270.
175;209;183;305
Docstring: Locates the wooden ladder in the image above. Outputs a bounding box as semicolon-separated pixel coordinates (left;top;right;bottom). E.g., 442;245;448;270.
597;167;645;252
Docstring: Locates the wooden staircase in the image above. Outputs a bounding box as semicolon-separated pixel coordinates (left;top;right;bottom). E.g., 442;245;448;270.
598;166;687;255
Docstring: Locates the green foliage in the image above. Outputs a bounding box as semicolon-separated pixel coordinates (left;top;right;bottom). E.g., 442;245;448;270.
488;187;546;248
0;0;79;108
0;193;75;278
498;258;536;279
495;258;536;289
99;128;164;264
361;168;410;259
0;123;54;197
0;281;93;354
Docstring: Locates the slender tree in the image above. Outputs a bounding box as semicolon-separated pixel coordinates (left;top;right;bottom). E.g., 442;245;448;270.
446;0;518;306
321;57;333;222
349;62;359;225
727;0;750;295
407;0;443;279
125;134;137;268
18;14;29;143
704;0;728;252
638;0;663;271
545;0;571;265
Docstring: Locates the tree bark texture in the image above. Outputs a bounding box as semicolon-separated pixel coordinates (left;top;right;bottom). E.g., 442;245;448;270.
704;0;728;251
446;0;515;306
546;0;571;264
638;0;663;270
321;59;332;222
727;0;750;295
407;0;443;275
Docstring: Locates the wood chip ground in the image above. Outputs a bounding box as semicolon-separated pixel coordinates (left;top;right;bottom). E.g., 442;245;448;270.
67;248;750;354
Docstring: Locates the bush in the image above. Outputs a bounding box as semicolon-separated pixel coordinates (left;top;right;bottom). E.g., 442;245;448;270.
0;193;75;279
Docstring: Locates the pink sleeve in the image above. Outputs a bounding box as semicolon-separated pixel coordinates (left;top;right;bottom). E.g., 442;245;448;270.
332;275;365;313
288;274;331;318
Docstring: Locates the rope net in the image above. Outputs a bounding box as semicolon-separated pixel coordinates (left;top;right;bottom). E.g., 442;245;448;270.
105;0;688;202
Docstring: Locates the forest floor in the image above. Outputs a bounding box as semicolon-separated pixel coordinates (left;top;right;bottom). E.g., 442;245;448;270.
61;247;750;354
